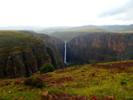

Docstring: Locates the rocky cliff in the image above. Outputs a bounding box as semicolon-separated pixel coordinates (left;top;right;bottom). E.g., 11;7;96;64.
0;31;64;78
34;34;64;68
67;33;133;64
1;31;133;77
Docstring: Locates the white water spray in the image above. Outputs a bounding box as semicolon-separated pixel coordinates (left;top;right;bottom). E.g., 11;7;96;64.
64;41;67;64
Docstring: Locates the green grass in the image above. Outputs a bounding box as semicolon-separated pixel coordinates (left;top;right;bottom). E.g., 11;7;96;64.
0;60;133;100
0;31;42;57
49;63;133;98
0;79;41;100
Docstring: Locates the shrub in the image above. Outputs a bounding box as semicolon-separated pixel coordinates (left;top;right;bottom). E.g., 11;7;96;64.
40;63;55;73
126;97;133;100
24;76;44;88
120;79;127;85
89;60;97;65
0;97;6;100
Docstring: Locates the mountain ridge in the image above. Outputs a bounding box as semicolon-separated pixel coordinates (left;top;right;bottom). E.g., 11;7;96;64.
39;24;133;41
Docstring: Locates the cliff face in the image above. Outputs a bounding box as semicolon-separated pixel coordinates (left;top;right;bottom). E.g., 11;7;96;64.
1;31;133;77
34;34;64;68
0;31;64;78
67;33;133;64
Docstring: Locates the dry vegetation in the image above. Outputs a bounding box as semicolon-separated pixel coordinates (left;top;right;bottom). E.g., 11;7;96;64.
0;60;133;100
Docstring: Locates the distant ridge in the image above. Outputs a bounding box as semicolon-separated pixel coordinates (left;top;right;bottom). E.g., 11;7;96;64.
39;24;133;41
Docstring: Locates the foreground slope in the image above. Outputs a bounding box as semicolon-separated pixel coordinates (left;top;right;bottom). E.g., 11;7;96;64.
0;60;133;100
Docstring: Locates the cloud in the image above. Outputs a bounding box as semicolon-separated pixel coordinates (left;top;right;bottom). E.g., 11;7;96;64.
0;0;132;27
99;0;133;17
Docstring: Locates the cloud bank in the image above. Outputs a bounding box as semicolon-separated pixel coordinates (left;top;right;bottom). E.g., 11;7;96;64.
0;0;132;27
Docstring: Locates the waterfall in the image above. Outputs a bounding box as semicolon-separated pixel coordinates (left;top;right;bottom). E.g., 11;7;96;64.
64;41;67;64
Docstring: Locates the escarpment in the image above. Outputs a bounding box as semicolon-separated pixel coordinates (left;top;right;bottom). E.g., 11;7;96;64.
0;31;64;78
0;31;133;78
67;33;133;64
34;34;64;68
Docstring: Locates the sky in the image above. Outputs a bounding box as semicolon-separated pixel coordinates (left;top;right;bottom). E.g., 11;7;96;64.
0;0;132;28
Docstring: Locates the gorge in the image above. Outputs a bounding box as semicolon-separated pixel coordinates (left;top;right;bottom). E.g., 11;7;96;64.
0;31;133;78
67;33;133;64
0;31;64;78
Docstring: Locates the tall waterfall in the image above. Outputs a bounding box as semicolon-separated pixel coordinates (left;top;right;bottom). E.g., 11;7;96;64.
64;41;67;64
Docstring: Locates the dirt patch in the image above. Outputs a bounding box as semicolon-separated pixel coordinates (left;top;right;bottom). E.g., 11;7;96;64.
56;67;79;74
41;91;87;100
44;76;74;87
95;61;133;69
37;74;60;87
92;61;133;73
0;78;25;86
38;74;53;83
55;76;74;84
0;80;12;86
14;78;25;85
38;73;74;87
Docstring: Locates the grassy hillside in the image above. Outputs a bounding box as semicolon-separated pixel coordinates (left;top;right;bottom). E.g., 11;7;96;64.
101;25;133;33
0;30;43;56
0;60;133;100
0;31;41;54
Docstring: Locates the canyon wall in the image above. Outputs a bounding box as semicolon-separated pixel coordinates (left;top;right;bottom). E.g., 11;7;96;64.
67;33;133;64
0;31;64;78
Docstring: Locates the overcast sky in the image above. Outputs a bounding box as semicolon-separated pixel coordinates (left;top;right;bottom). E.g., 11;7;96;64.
0;0;132;28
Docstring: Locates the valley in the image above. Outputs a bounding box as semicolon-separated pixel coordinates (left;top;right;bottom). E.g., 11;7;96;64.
0;29;132;100
0;0;133;100
0;0;133;99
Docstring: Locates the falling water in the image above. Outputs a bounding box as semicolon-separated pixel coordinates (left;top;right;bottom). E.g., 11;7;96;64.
64;41;67;64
